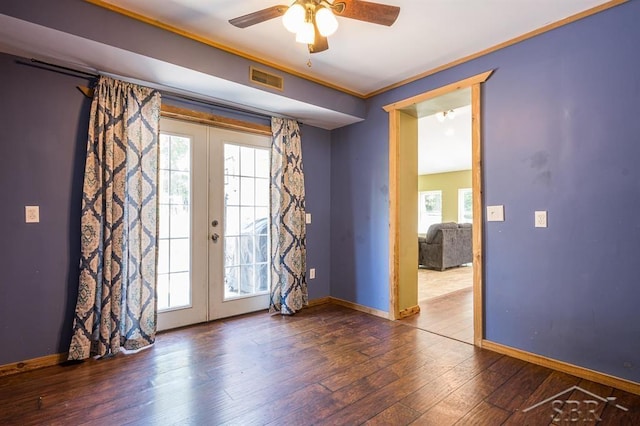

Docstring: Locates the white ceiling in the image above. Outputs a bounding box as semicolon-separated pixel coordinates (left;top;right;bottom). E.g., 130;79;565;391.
419;105;472;175
417;88;472;175
98;0;612;96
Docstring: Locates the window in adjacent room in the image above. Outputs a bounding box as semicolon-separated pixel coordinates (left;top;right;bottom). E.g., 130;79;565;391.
418;190;442;233
458;188;473;223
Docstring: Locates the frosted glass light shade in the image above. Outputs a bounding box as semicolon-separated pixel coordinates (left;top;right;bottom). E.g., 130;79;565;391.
282;3;305;33
315;7;338;37
295;21;315;44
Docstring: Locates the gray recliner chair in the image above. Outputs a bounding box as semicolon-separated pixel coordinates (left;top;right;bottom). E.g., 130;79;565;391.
419;222;472;271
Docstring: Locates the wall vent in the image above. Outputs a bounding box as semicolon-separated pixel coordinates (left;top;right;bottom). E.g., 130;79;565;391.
250;67;284;91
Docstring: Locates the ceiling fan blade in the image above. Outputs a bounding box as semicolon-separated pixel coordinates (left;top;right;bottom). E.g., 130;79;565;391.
229;5;288;28
333;0;400;26
309;21;329;54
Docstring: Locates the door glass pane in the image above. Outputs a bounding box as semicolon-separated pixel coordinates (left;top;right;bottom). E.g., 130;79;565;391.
225;176;239;206
240;146;255;176
240;177;255;206
255;150;269;178
169;272;190;307
240;265;254;295
158;133;192;310
170;206;189;238
169;239;189;272
256;263;268;292
157;273;169;310
225;206;240;236
224;143;270;300
225;236;239;266
256;235;268;263
255;178;269;207
240;235;253;265
224;144;240;176
225;266;239;297
159;205;170;239
240;207;254;234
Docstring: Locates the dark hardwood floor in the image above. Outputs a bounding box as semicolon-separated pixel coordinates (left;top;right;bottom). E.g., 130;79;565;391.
1;303;639;425
402;267;473;344
401;288;473;344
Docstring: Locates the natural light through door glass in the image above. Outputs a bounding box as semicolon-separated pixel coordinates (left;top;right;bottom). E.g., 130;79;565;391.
224;144;270;299
158;133;191;310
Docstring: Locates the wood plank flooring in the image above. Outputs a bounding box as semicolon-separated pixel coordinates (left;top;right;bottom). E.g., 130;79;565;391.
1;303;639;425
402;267;473;344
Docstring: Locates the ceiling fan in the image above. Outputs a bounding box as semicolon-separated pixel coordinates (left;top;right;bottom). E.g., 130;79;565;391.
229;0;400;54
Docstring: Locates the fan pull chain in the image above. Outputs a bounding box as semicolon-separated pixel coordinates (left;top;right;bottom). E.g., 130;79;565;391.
306;48;312;67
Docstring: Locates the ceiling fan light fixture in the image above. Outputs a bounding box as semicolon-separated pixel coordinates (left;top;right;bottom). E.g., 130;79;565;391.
315;6;338;37
295;21;315;44
282;3;305;33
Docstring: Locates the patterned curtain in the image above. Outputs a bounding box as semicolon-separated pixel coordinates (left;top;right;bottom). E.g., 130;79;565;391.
270;118;308;315
68;76;161;360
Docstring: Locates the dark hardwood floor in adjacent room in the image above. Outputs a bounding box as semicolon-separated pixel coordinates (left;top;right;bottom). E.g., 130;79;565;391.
1;303;639;425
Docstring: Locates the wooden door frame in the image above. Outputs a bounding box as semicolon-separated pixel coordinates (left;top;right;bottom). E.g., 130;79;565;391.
383;70;493;346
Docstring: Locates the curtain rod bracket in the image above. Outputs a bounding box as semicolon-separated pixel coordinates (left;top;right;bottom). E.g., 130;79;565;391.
77;86;94;98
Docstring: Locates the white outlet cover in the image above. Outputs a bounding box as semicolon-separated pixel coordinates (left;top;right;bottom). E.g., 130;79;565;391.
309;268;316;279
305;213;312;224
486;205;504;222
25;205;40;223
535;211;547;228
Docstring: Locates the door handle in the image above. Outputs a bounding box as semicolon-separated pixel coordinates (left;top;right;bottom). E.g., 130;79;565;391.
211;233;220;242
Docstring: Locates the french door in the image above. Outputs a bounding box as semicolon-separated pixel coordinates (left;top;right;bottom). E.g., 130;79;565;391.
157;118;270;331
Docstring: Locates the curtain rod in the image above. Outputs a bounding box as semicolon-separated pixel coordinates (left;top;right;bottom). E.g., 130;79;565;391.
27;58;275;122
30;58;99;78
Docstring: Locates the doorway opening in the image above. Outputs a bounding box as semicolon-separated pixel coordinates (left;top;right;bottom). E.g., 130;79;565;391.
384;70;493;346
413;90;473;343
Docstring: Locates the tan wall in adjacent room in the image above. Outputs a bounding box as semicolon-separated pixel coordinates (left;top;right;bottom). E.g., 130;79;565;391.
418;170;472;222
398;111;418;313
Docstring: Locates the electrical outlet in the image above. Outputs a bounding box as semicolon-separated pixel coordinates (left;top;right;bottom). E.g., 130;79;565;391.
305;213;312;224
309;268;316;279
535;211;547;228
25;206;40;223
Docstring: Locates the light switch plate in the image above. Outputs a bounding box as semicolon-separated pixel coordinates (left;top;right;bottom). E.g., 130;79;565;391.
305;213;312;224
486;205;504;222
309;268;316;279
535;211;547;228
25;206;40;223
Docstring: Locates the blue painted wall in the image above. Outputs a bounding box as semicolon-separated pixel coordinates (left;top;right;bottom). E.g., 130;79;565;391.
331;1;640;382
0;54;91;365
300;125;332;300
330;117;390;310
0;52;331;365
